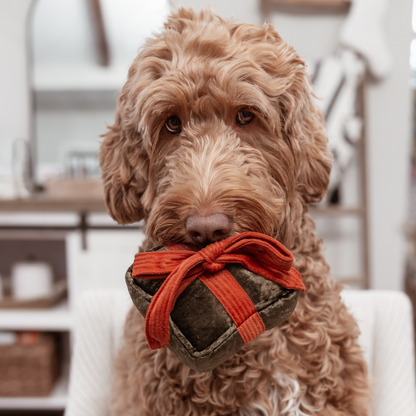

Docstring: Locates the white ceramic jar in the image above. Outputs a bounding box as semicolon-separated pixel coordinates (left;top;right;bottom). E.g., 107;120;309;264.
11;262;53;300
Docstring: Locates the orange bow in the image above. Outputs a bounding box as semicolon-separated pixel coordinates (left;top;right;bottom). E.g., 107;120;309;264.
133;232;304;350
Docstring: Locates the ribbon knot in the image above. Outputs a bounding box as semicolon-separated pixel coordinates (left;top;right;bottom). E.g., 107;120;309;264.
202;261;224;273
199;241;225;273
132;232;305;350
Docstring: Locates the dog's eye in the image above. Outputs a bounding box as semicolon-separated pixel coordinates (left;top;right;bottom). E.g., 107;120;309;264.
165;116;182;134
236;110;254;126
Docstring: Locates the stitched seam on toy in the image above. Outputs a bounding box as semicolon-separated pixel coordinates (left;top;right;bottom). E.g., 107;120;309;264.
169;318;238;358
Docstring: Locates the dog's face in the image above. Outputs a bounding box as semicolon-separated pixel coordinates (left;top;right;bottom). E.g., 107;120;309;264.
99;9;331;249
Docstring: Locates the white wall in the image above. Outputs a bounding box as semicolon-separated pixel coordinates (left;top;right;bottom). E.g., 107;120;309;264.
66;230;145;311
32;0;170;68
172;0;413;291
366;1;413;290
30;0;171;169
0;0;34;172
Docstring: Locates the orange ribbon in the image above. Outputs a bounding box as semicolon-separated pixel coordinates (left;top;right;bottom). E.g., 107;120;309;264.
133;232;304;350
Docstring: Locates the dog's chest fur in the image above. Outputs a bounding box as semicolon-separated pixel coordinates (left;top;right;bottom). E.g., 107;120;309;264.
119;312;316;416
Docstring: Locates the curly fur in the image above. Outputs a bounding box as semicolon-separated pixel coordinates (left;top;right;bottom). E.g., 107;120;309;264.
99;8;370;415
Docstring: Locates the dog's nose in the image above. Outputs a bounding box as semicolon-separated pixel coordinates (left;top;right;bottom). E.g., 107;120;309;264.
186;213;231;245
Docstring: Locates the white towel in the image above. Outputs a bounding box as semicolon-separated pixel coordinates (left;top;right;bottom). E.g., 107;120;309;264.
309;49;365;197
340;0;393;79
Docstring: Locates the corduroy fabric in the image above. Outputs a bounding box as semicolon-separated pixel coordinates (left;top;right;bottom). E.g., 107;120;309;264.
199;269;265;344
132;232;304;350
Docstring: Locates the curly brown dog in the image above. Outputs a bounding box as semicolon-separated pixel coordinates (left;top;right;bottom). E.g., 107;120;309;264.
99;8;370;416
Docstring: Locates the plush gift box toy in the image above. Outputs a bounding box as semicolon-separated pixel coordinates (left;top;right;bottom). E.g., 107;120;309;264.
126;232;304;372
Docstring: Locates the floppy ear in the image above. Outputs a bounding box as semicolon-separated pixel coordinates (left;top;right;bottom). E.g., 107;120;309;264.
280;69;332;204
99;94;149;224
244;22;331;205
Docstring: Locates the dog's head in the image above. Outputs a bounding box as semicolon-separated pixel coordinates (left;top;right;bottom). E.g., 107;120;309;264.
99;8;331;249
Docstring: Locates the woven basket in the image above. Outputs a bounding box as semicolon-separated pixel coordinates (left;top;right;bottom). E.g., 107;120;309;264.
0;334;59;397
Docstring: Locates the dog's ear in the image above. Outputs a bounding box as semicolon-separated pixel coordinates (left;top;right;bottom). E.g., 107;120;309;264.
252;24;332;204
284;88;332;204
99;94;149;224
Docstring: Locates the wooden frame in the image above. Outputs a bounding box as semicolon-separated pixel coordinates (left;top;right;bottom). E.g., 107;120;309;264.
310;83;370;289
261;0;349;8
261;0;350;22
87;0;109;66
264;0;349;4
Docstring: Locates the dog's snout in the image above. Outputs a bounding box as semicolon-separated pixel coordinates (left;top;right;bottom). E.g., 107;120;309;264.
186;213;231;245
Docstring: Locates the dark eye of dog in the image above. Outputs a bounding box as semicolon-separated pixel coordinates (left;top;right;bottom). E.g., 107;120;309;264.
165;116;182;134
236;110;254;126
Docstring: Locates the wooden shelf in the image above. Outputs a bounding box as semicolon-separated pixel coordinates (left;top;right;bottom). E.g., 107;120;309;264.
309;206;364;216
265;0;349;6
0;300;73;331
337;276;366;286
0;194;140;250
0;196;106;213
0;370;68;410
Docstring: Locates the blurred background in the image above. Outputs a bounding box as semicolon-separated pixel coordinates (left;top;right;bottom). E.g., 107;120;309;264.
0;0;413;414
